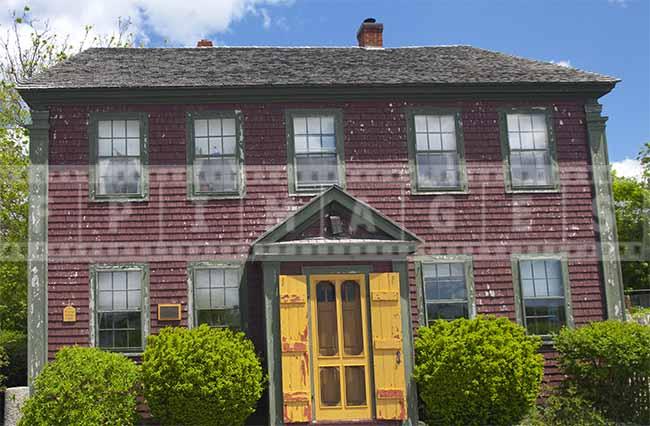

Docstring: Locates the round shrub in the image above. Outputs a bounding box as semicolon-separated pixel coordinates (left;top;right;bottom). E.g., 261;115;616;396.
414;316;544;426
19;346;139;426
141;325;265;426
555;320;650;424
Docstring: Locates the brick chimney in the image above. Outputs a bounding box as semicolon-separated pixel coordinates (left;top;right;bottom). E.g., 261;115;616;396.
357;18;383;48
196;39;213;47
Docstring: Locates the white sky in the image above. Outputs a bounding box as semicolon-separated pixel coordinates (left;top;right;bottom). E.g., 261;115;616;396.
612;158;643;179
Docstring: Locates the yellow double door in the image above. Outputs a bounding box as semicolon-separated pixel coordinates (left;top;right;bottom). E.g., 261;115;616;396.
279;272;407;424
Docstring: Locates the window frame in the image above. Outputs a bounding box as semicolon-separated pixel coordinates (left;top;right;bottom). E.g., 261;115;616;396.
499;107;560;193
88;112;149;202
511;253;574;339
89;263;150;355
415;255;476;325
285;109;346;195
405;107;468;194
187;261;245;329
186;110;245;199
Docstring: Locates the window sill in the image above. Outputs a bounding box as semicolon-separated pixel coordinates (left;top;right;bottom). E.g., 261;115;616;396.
411;188;469;196
506;187;560;194
89;195;149;203
188;192;245;201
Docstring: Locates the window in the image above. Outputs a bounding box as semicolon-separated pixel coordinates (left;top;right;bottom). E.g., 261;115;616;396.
89;113;148;200
418;257;475;324
513;255;572;336
92;265;148;352
407;109;466;193
287;110;344;193
191;265;241;328
187;111;244;197
502;110;558;190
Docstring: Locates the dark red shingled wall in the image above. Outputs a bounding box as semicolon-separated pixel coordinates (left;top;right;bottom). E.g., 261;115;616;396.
46;99;604;385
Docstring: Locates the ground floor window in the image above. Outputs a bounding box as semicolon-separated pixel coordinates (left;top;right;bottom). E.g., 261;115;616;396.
416;256;475;324
91;264;148;352
189;262;242;328
512;254;573;336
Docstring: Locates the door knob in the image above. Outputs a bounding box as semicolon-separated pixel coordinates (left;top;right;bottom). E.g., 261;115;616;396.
396;350;401;364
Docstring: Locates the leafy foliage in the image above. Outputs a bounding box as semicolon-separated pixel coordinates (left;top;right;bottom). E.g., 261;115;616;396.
612;171;650;290
0;342;7;389
141;325;265;426
0;330;27;387
414;316;544;426
521;389;610;426
18;346;140;426
554;320;650;424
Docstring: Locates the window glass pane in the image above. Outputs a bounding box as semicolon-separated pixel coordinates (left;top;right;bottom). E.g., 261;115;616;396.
316;281;338;356
197;308;240;327
414;115;427;132
416;133;429;151
293;117;307;134
320;367;341;406
426;115;441;132
508;132;521;150
441;133;456;150
321;135;336;152
113;290;127;311
532;260;546;279
98;121;112;138
520;132;534;149
208;137;221;156
127;271;140;289
112;120;126;138
112;138;126;156
211;288;225;307
222;136;236;155
440;115;455;133
210;269;224;288
524;298;565;335
507;112;551;188
307;116;321;133
520;261;534;279
225;287;239;307
345;366;367;406
208;119;221;136
195;138;209;155
98;158;140;195
522;279;535;298
126;138;140;156
194;119;208;137
99;330;113;348
126;120;139;138
127;290;140;310
546;260;562;278
341;281;363;356
295;135;308;153
533;131;547;149
321;116;335;134
427;303;468;322
195;158;223;193
307;135;321;152
224;269;239;286
506;114;519;131
113;272;127;290
98;291;112;311
519;114;533;131
423;262;468;313
195;288;211;310
534;278;548;297
531;113;546;131
98;272;112;290
98;139;112;156
547;278;563;297
296;153;338;186
222;118;236;136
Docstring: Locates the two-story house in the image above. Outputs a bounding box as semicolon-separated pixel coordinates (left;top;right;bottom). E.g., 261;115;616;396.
18;18;624;425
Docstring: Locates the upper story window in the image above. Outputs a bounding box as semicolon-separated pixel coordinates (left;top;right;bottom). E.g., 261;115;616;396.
187;111;244;198
286;110;345;194
513;255;573;336
92;264;149;353
501;109;558;191
191;264;241;328
406;109;467;193
89;113;148;201
418;256;475;324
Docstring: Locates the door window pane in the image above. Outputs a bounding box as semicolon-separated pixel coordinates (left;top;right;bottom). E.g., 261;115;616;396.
422;262;469;324
519;259;567;335
316;281;338;356
413;114;462;189
345;366;366;406
341;281;363;356
194;267;240;328
320;367;341;407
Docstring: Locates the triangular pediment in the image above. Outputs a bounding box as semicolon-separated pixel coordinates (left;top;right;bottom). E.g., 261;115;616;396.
253;186;422;245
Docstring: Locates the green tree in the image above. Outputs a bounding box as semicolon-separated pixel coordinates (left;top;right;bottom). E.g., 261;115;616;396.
612;143;650;291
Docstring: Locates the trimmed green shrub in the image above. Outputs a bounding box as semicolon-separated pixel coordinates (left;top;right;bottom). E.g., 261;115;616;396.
0;342;7;388
141;325;265;426
555;320;650;424
414;316;544;426
0;330;27;387
19;346;139;426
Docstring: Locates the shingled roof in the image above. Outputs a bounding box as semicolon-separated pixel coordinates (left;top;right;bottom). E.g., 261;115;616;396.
18;45;618;91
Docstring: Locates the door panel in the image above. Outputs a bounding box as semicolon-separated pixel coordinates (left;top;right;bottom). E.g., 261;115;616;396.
311;274;372;422
279;275;312;423
369;272;408;421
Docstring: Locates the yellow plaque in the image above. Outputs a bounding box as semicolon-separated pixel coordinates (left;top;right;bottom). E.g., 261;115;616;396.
63;305;77;322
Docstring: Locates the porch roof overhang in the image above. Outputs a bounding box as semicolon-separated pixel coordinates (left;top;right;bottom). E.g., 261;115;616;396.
250;186;422;261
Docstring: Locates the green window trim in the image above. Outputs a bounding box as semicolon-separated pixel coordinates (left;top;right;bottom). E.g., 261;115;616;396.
511;253;574;341
187;260;246;330
405;107;468;194
498;106;560;193
285;108;346;195
186;110;246;199
88;112;149;202
89;263;150;355
415;254;476;325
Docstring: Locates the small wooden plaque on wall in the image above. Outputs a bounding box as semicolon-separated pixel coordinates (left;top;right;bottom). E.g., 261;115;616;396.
158;304;181;321
63;305;77;322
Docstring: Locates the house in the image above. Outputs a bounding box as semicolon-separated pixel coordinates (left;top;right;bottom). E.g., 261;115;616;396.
17;18;624;425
